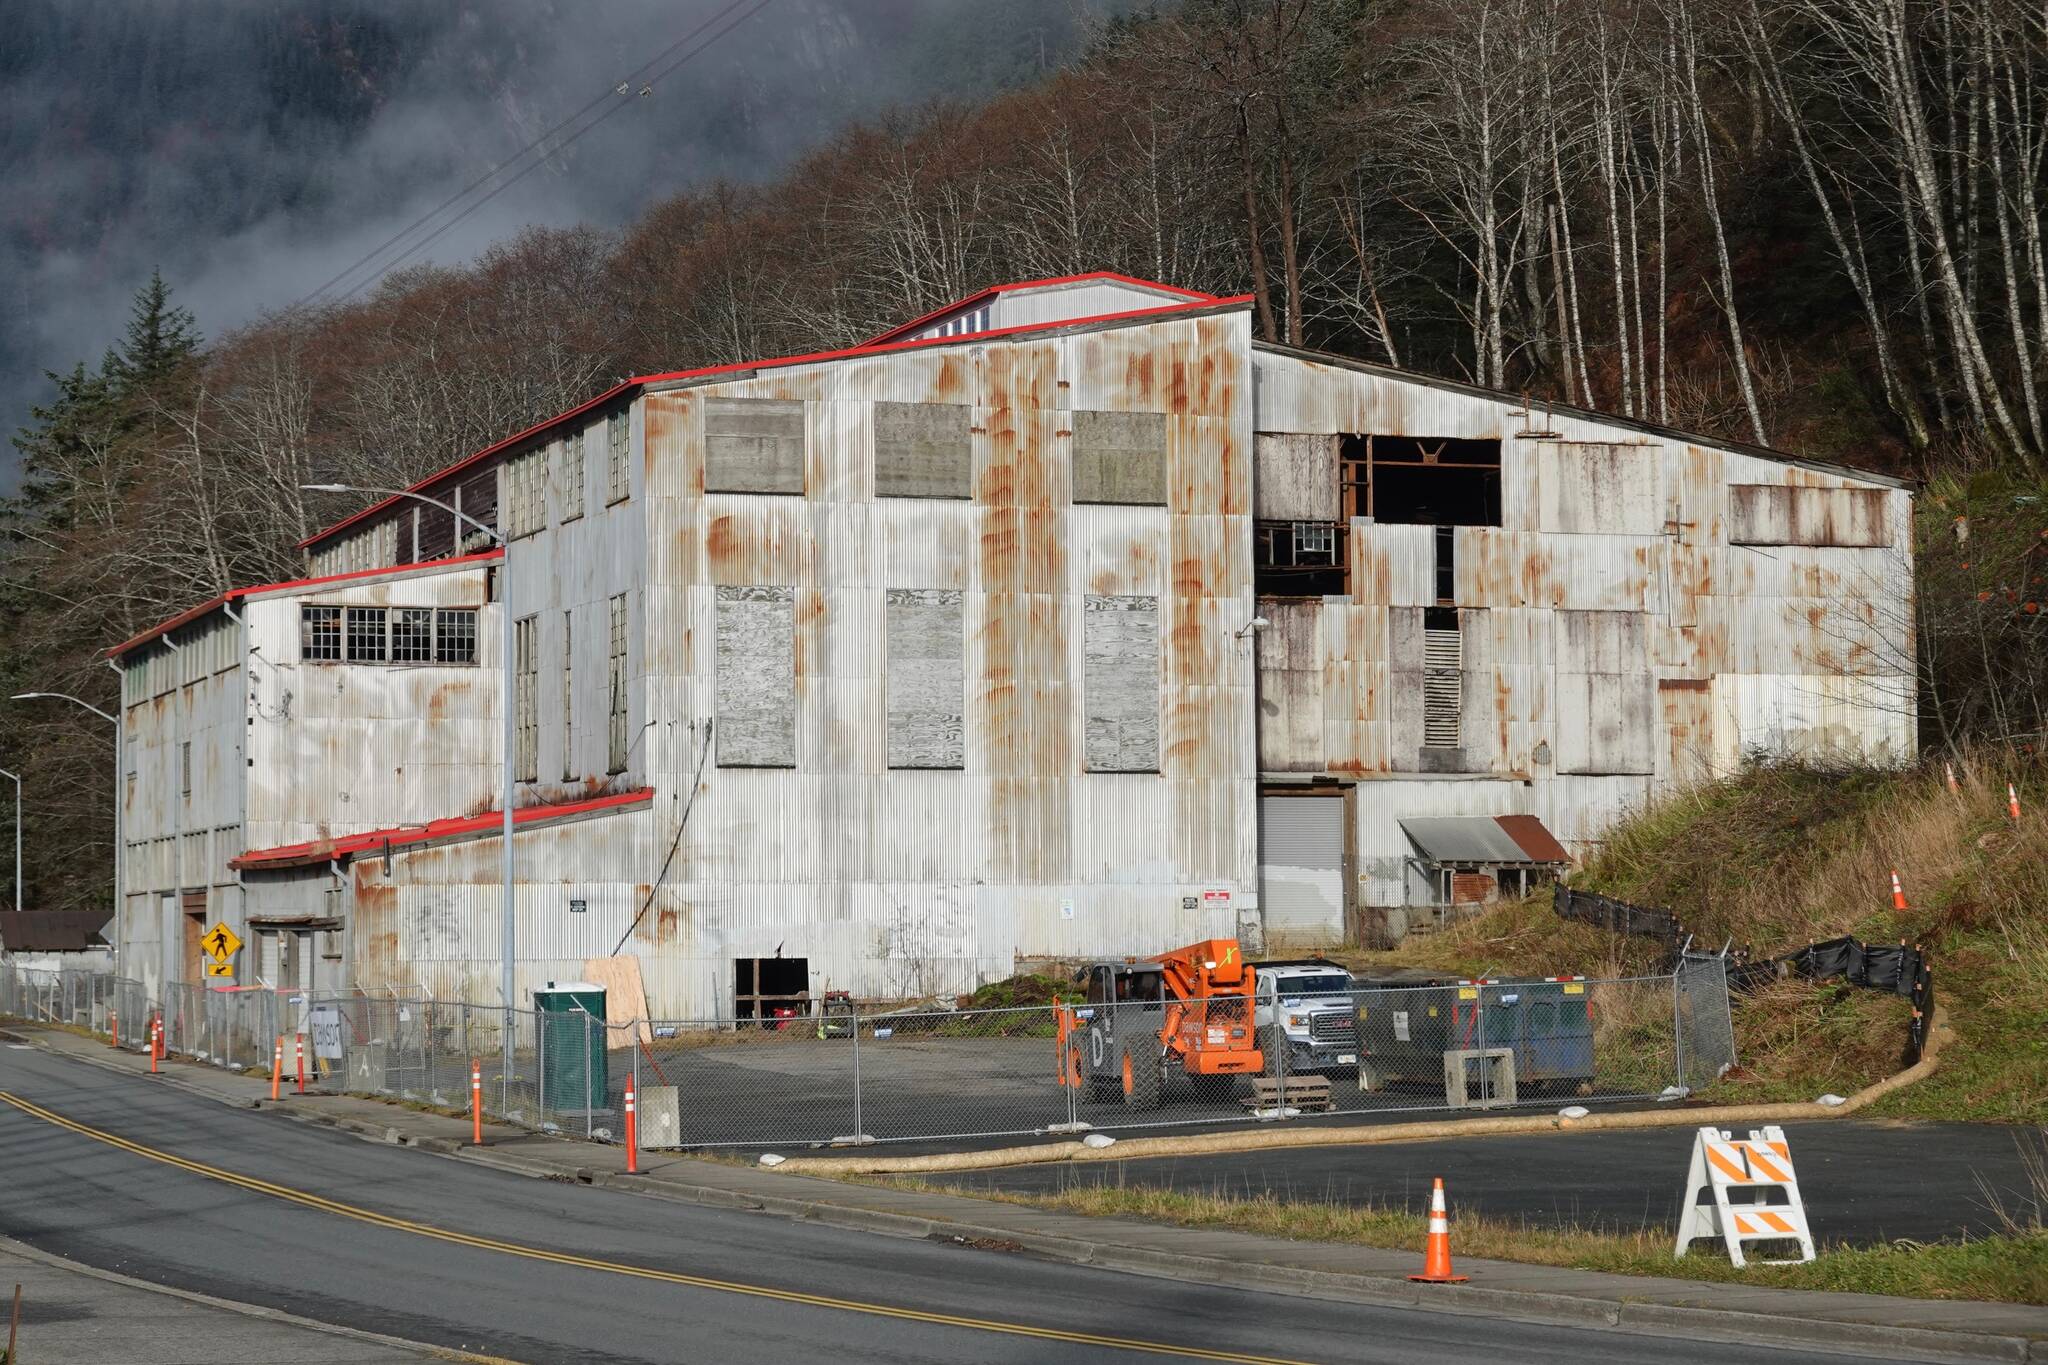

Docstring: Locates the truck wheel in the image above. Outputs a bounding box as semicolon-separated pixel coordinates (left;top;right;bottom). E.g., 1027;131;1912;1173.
1121;1045;1162;1110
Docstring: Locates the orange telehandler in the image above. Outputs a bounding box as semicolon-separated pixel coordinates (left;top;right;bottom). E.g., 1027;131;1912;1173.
1057;938;1264;1109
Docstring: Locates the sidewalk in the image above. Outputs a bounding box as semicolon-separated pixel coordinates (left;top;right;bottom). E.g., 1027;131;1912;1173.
0;1238;451;1364
13;1023;2048;1365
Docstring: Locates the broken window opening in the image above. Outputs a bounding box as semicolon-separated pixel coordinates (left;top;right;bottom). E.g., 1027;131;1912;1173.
1341;435;1502;527
1434;525;1456;604
734;956;809;1028
1254;519;1349;596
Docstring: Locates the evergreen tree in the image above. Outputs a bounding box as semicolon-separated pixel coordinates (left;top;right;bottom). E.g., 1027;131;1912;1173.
110;267;200;394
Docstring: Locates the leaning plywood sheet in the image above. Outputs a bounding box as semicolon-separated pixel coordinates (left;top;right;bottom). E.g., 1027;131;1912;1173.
581;954;653;1043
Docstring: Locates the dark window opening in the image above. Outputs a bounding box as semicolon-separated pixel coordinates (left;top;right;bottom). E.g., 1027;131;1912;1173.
1434;525;1456;603
301;606;342;662
1339;435;1502;527
734;957;809;1028
1255;519;1348;596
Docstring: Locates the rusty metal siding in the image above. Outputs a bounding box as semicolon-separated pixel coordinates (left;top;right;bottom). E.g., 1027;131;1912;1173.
1730;484;1891;547
1255;600;1323;771
885;588;965;769
1541;442;1666;534
1071;409;1168;505
703;398;805;494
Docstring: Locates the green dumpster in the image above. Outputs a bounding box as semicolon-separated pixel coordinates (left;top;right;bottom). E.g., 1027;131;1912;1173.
535;981;607;1115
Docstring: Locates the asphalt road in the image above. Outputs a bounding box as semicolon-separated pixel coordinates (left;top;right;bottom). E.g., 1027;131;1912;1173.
936;1120;2046;1247
0;1045;1954;1365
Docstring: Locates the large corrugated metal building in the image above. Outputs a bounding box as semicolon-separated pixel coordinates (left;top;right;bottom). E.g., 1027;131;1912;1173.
110;273;1914;1019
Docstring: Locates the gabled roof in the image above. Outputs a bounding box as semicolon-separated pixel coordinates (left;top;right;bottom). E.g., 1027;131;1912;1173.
862;272;1217;347
109;549;503;662
232;787;654;872
300;285;1250;553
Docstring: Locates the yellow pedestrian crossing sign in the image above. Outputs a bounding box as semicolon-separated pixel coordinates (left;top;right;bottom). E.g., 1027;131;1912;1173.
205;961;235;978
202;922;242;962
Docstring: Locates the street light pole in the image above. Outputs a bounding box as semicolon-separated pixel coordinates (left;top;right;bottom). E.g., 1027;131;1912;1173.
303;484;517;1081
11;693;118;960
0;767;20;914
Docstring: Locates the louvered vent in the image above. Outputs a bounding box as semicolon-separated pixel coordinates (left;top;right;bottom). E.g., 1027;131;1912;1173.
1423;624;1462;747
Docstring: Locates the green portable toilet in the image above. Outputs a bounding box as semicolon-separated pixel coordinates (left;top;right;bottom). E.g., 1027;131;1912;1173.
534;981;608;1116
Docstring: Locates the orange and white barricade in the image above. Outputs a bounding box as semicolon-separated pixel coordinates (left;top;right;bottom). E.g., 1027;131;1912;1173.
1674;1125;1815;1267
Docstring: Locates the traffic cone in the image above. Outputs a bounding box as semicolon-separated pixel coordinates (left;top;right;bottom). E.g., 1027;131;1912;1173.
2010;783;2023;822
1944;762;1959;794
1409;1177;1468;1283
1890;870;1908;912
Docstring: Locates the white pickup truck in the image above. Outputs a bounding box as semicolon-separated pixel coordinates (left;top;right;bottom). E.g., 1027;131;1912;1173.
1251;960;1358;1075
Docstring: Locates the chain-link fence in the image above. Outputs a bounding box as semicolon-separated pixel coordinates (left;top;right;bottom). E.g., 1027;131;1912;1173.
2;957;1737;1152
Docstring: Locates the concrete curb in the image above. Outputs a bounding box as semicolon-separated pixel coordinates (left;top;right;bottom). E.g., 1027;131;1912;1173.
770;1006;1956;1176
0;1233;518;1364
9;1018;2041;1365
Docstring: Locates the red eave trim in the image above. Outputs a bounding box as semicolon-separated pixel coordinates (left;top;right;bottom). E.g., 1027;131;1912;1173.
107;549;503;661
230;787;654;871
300;289;1251;555
296;381;639;551
863;272;1218;347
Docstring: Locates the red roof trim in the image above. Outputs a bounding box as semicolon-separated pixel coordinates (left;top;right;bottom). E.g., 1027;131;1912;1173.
108;549;503;660
231;787;654;871
862;271;1218;347
299;289;1251;554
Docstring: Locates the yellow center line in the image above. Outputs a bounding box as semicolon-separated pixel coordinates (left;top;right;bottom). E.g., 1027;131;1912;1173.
0;1091;1316;1364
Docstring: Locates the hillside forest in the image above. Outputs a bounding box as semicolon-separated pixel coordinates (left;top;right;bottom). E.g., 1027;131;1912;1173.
6;0;2047;913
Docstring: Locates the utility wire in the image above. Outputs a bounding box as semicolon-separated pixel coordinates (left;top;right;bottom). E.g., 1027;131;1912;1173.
293;0;773;311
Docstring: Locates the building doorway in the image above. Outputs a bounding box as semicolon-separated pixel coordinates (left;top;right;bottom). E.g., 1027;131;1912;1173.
1259;794;1346;949
734;957;809;1029
180;891;208;986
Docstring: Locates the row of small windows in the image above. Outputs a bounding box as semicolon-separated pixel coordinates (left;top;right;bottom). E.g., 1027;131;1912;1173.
124;825;242;893
301;606;478;665
703;399;1170;506
511;594;633;783
506;410;630;541
122;615;240;707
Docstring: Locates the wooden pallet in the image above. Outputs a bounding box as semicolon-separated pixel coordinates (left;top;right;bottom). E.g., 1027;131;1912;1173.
1245;1074;1333;1112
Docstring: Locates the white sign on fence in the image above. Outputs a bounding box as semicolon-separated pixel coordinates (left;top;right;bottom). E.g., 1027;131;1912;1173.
310;1005;344;1061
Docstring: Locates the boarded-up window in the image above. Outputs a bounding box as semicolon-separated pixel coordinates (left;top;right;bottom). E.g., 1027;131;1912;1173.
557;435;584;522
1083;594;1159;772
705;398;805;494
1729;484;1890;547
606;411;631;506
1554;609;1653;775
886;589;964;769
1253;433;1340;521
1073;410;1167;505
715;585;795;767
514;615;538;783
1540;443;1664;534
874;402;970;499
561;609;574;780
607;594;629;773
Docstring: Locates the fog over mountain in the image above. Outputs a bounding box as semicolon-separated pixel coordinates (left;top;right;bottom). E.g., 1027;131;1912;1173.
0;0;1117;483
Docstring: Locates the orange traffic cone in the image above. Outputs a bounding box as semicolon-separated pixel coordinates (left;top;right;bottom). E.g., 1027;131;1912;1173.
1410;1177;1468;1283
1890;870;1908;911
2010;783;2023;822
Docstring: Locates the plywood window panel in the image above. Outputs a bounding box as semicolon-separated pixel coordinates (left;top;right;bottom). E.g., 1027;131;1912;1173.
874;402;971;499
715;586;796;768
705;398;806;494
607;593;629;773
606;412;631;506
1254;433;1340;520
1083;594;1159;773
1729;484;1890;547
1554;609;1654;774
1073;410;1168;506
557;435;584;522
514;615;539;783
886;588;965;769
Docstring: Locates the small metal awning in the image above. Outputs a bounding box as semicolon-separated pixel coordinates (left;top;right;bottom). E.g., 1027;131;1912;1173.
1400;815;1570;867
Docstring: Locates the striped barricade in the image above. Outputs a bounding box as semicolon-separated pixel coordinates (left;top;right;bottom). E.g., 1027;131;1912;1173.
1674;1124;1816;1267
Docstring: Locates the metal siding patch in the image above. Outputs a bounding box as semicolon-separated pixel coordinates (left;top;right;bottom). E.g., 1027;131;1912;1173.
874;402;972;499
704;398;805;494
1072;410;1168;506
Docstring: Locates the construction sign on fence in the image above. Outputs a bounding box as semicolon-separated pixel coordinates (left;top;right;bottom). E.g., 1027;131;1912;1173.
1674;1125;1816;1267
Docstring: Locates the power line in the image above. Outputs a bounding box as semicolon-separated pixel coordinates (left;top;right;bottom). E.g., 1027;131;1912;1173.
291;0;771;312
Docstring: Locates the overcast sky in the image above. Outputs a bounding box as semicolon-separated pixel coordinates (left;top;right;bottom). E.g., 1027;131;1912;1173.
0;0;1116;485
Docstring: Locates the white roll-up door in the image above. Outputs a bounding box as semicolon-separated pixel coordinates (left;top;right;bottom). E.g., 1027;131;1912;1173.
1259;795;1344;945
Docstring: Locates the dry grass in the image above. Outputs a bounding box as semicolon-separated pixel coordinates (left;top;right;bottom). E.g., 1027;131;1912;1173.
1344;747;2048;1121
895;1179;2048;1304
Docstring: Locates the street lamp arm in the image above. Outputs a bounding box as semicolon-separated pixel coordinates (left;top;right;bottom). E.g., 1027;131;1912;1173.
12;692;117;724
300;484;503;547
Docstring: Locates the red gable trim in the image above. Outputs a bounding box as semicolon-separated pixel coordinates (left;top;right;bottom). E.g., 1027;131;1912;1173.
107;549;503;661
231;787;654;872
299;290;1251;554
862;271;1218;347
